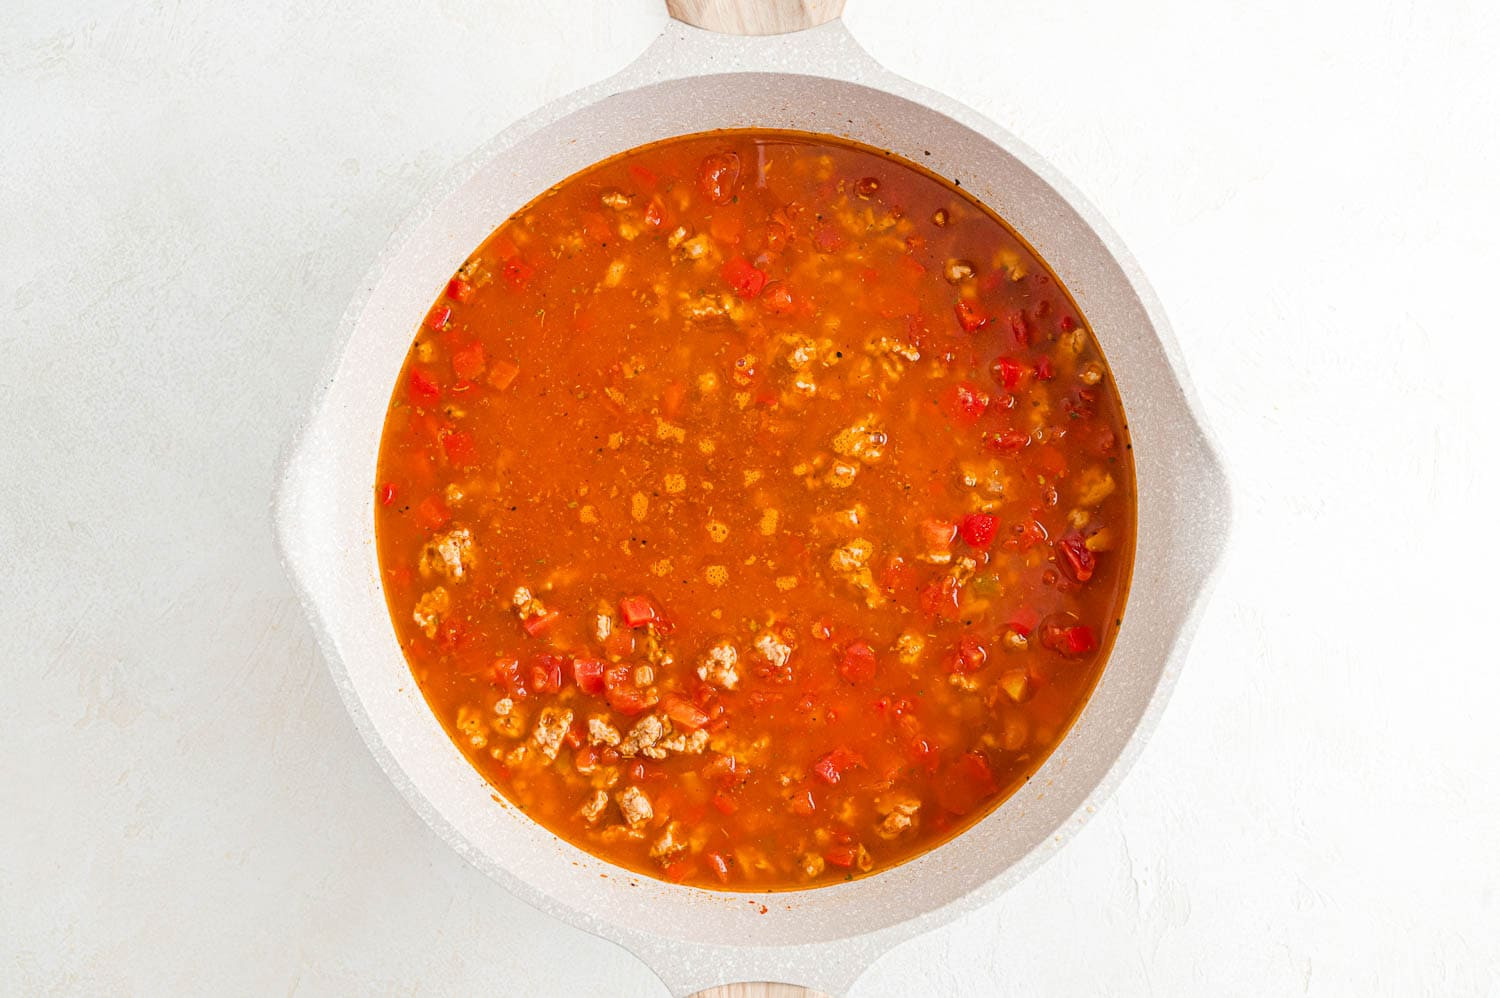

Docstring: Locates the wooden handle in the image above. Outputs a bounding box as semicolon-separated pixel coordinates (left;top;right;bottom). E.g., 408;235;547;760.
689;986;833;998
665;0;845;35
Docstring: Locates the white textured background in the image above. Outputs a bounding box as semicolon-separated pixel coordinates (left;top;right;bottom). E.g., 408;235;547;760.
3;1;1497;994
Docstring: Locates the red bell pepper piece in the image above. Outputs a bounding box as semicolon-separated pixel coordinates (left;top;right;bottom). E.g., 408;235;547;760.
572;658;607;696
407;367;441;403
812;747;865;785
959;512;997;548
521;610;560;637
837;641;877;684
413;494;450;530
992;356;1025;390
661;694;710;730
1056;535;1096;583
942;381;990;425
618;595;657;628
721;256;767;298
953;300;988;333
445;277;474;303
450;341;485;381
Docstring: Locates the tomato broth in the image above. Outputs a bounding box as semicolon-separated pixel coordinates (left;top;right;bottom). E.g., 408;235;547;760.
374;130;1135;890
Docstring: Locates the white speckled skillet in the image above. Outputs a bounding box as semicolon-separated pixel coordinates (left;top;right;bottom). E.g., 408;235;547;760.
273;1;1232;995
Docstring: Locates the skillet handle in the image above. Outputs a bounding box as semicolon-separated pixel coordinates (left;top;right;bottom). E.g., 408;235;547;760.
689;987;833;998
665;0;845;35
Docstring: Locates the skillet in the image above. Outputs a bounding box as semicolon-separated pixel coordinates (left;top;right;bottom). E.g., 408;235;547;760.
275;2;1232;994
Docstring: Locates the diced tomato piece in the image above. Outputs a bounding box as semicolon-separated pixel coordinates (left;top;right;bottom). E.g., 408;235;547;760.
1034;356;1055;381
407;367;441;403
991;356;1025;390
1059;314;1078;332
440;428;475;465
838;641;877;684
950;636;987;674
445;277;474;303
643;197;665;229
1007;607;1041;637
919;518;958;553
1063;388;1099;421
491;657;525;697
1034;444;1069;478
878;556;916;597
662;694;710;730
413;494;450;530
908;735;940;773
627;163;658;190
942;381;989;425
789;789;817;816
721;256;767;298
1055;535;1097;583
1012;517;1049;552
500;257;534;287
450;341;485;381
762;281;796;315
573;658;606;695
618;595;657;628
604;629;635;659
581;211;612;245
959;512;998;548
953;300;988;333
1038;618;1098;656
937;751;998;815
607;686;654;716
604;666;653;714
529;655;564;694
377;482;397;507
706;851;732;884
765;218;792;252
986;429;1030;454
920;576;962;620
698;152;741;204
1064;625;1097;654
812;746;865;785
426;304;451;330
711;792;738;815
1009;311;1032;346
825;845;857;869
487;358;520;391
813;224;845;252
521;611;560;637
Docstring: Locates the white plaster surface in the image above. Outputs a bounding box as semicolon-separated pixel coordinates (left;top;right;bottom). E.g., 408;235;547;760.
2;1;1496;995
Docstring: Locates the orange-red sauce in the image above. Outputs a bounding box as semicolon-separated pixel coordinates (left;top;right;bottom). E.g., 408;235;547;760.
375;130;1134;890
